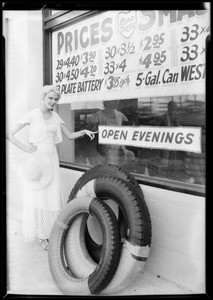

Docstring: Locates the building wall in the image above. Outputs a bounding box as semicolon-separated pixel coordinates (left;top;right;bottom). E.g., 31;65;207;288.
4;10;43;221
4;10;205;294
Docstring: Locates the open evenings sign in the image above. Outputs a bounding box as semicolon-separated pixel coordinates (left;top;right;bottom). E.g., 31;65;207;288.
98;125;202;153
52;10;210;103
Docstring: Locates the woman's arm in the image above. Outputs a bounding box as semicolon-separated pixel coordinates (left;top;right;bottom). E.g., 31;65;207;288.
61;123;97;140
6;123;37;153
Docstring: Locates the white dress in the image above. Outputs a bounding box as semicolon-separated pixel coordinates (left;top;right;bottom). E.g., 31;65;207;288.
18;109;64;242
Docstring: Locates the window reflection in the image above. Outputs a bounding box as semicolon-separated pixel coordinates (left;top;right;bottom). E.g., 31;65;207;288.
57;95;205;186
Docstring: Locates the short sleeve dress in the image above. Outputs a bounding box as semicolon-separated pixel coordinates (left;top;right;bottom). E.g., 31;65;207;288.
17;108;65;242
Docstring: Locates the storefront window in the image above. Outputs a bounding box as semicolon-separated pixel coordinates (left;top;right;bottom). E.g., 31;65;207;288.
56;94;205;186
46;9;209;189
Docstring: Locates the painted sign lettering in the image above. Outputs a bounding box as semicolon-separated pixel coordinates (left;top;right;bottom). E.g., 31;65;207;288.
52;10;210;102
98;125;202;153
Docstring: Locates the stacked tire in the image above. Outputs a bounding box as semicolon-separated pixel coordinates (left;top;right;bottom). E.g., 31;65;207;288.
48;164;152;295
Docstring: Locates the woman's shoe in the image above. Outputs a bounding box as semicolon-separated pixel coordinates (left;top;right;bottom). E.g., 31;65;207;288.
39;239;49;251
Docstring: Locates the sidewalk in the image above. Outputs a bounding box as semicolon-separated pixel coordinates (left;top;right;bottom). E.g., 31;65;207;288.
6;213;194;296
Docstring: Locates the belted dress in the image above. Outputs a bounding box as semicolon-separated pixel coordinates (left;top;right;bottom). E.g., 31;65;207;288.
17;108;65;242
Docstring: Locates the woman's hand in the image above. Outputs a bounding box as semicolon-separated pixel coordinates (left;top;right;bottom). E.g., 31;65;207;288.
26;143;38;153
61;123;98;141
81;130;98;140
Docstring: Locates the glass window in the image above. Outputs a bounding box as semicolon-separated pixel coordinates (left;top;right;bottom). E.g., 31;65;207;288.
50;9;208;189
56;94;205;186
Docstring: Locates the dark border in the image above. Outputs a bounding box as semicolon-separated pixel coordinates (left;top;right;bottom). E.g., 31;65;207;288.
2;1;211;299
2;1;207;11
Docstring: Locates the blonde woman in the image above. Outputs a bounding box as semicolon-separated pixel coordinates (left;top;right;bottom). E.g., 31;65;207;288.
7;85;96;250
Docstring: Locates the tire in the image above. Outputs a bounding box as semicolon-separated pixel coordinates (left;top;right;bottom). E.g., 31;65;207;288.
68;164;145;261
48;196;120;295
101;239;150;295
68;164;144;201
66;177;152;294
94;177;151;247
69;175;151;246
64;214;97;278
84;225;102;263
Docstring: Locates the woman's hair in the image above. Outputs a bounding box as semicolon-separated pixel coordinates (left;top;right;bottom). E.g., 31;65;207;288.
42;85;61;100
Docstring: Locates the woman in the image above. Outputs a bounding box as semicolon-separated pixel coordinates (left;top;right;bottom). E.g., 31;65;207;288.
6;85;96;250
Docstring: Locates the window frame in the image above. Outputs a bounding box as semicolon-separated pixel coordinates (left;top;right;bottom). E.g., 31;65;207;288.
42;9;206;196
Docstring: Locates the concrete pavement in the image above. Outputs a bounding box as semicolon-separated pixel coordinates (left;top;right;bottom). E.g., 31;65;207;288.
6;212;194;296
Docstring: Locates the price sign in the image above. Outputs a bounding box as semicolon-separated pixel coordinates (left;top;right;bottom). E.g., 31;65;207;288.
177;21;209;86
52;10;210;103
